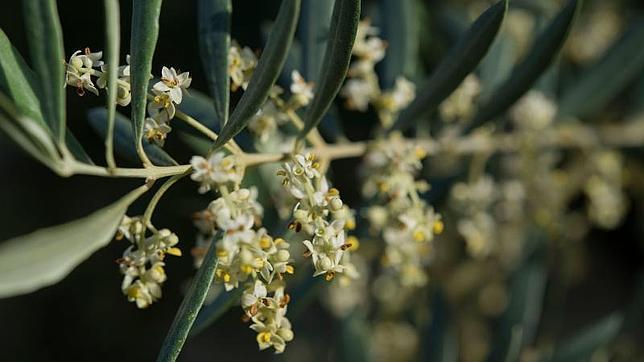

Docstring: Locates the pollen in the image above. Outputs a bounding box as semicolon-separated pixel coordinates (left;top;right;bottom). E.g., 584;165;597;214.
324;271;335;281
259;236;272;249
433;220;444;235
166;247;182;256
345;236;360;251
413;229;426;242
257;332;272;344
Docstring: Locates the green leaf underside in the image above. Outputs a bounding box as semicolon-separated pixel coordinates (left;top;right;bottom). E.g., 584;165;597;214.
104;0;121;164
189;288;242;337
211;0;301;151
391;0;507;131
558;21;644;119
299;0;334;82
22;0;66;145
378;0;419;89
548;313;623;362
88;108;178;166
157;233;222;362
130;0;163;153
176;83;220;132
298;0;360;139
467;0;581;131
0;30;93;165
198;0;231;128
0;186;148;298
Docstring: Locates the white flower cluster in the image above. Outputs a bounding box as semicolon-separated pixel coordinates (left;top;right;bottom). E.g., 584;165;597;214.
277;153;359;281
362;133;443;287
510;90;556;131
115;216;182;309
229;41;258;91
439;74;481;123
340;20;415;127
190;152;294;353
584;151;627;229
65;49;192;146
249;70;314;143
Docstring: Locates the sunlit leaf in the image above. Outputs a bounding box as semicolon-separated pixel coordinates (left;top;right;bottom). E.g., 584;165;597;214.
0;185;149;298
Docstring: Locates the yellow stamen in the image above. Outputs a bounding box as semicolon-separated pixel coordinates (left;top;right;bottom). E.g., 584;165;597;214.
433;220;444;235
166;247;182;256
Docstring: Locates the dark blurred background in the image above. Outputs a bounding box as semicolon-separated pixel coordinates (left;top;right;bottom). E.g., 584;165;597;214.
1;1;643;361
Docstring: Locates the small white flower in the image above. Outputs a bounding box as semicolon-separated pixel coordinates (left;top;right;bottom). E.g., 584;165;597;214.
148;89;176;123
153;66;192;104
143;117;171;146
341;78;376;111
290;70;314;106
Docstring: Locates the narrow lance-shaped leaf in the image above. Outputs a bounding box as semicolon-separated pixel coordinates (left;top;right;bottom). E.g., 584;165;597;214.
211;0;301;151
226;2;302;141
130;0;163;162
299;0;334;82
466;0;581;132
558;21;644;120
88;108;178;167
104;0;121;168
157;233;221;362
198;0;231;129
0;185;149;298
189;288;242;337
391;0;507;131
378;0;419;89
298;0;360;140
22;0;66;145
548;313;623;362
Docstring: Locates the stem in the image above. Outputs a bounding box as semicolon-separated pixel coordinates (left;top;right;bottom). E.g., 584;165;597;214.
173;110;242;155
62;121;644;179
142;170;191;227
287;109;326;148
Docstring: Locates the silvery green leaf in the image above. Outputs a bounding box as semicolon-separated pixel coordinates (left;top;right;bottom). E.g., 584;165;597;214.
87;108;178;166
189;288;242;337
298;0;360;140
130;0;163;155
377;0;419;89
0;185;149;298
65;129;94;164
104;0;121;167
548;313;623;362
198;0;231;128
559;21;644;120
299;0;334;82
392;0;507;131
22;0;66;145
479;32;515;102
211;0;301;151
467;0;581;131
157;233;222;362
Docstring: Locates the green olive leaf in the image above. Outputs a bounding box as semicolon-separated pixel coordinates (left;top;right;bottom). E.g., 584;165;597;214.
130;0;163;158
299;0;334;82
88;108;178;167
391;0;507;131
0;185;149;298
211;0;301;151
22;0;66;145
558;21;644;120
157;233;222;362
467;0;581;131
298;0;360;140
548;313;623;362
377;0;419;89
198;0;231;129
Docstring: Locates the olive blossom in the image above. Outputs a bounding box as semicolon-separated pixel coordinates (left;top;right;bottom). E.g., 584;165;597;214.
153;66;192;104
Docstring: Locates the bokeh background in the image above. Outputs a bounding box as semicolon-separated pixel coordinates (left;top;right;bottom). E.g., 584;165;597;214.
1;0;644;361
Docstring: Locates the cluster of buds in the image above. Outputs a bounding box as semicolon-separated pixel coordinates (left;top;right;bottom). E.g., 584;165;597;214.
363;133;443;288
249;70;314;144
229;41;258;91
439;74;481;124
65;49;192;146
241;281;294;353
584;151;627;229
340;20;415;127
190;152;295;353
450;176;526;260
277;153;359;282
115;216;181;308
